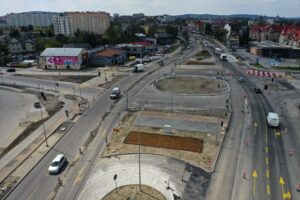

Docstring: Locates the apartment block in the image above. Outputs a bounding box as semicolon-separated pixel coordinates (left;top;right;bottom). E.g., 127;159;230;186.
6;11;58;27
53;15;72;36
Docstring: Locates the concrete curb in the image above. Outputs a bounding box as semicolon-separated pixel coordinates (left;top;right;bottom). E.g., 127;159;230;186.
100;152;212;174
152;75;231;97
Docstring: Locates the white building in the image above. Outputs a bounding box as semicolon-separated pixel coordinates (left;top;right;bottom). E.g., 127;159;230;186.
39;48;88;70
6;11;58;27
53;15;72;36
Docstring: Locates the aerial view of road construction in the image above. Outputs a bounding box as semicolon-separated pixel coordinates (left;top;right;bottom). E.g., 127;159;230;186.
0;1;300;200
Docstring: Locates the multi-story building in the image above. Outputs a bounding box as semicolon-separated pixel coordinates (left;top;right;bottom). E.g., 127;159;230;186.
279;25;300;48
53;14;72;36
68;12;110;35
249;24;284;42
53;12;111;36
6;11;58;27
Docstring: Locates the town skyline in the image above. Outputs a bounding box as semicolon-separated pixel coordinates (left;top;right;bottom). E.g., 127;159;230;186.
1;0;300;18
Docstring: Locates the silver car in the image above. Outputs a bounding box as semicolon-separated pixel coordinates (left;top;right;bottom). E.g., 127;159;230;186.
48;154;66;174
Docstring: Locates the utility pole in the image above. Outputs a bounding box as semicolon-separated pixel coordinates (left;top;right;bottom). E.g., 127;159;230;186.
137;107;144;192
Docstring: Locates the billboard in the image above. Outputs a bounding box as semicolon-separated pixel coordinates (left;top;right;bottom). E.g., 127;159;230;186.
46;56;78;65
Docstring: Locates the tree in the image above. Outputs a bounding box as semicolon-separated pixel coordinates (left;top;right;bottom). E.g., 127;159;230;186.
35;38;46;53
215;28;228;43
165;25;178;36
205;23;213;35
9;29;20;38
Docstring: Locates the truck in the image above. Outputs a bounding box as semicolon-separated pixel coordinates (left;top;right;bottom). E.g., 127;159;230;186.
220;53;227;61
267;112;279;127
132;64;144;73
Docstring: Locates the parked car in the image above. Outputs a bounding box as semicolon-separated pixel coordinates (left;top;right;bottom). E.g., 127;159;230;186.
254;88;262;93
48;154;67;174
34;102;41;109
238;77;245;82
7;68;16;72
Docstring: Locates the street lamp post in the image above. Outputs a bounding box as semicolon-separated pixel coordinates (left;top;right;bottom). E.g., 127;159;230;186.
137;107;144;192
40;105;49;147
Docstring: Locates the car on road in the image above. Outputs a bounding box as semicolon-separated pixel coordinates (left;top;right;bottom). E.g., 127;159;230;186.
238;77;245;82
48;154;67;174
7;68;16;72
34;102;41;109
110;87;121;99
254;87;262;93
266;112;280;128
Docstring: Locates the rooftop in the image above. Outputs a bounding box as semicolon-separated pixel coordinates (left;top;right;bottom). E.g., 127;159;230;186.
95;48;125;57
41;48;84;57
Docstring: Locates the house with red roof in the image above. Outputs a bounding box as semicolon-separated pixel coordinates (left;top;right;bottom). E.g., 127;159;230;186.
249;24;284;42
89;47;127;66
279;25;300;48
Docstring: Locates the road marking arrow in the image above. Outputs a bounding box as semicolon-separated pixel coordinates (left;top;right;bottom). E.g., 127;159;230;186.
252;170;258;196
283;191;291;199
280;176;285;200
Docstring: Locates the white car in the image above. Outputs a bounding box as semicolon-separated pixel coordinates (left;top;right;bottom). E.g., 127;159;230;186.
48;154;67;174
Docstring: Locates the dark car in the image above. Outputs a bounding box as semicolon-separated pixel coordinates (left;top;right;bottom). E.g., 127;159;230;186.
7;68;16;72
254;88;262;93
34;102;41;109
238;77;245;82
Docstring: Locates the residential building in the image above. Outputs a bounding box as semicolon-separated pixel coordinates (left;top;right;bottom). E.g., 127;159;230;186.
68;12;111;35
6;11;58;27
39;48;88;70
279;25;300;48
90;47;127;66
53;14;72;36
8;38;34;55
249;24;284;42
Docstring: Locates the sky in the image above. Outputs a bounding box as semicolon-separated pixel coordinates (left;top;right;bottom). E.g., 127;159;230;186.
1;0;300;18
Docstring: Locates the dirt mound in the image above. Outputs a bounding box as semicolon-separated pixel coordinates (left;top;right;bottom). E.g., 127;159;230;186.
124;131;203;153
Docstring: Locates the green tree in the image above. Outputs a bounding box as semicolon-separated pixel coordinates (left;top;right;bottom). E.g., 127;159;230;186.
205;23;213;35
165;25;178;36
9;29;20;38
215;28;228;43
35;38;46;53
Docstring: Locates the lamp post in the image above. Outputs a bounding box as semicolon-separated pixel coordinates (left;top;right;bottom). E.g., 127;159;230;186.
40;104;49;147
137;106;144;191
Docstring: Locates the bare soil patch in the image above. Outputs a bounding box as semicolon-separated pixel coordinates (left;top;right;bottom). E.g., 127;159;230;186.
125;131;203;153
102;185;166;200
14;74;96;84
156;76;227;94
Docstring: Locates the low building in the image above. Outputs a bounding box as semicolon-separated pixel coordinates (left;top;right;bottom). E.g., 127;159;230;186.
249;41;300;58
39;48;88;70
118;44;145;58
89;47;127;66
8;38;34;55
154;32;174;45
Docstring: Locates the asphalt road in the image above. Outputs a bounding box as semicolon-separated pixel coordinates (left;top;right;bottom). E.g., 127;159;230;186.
208;52;296;200
4;43;197;200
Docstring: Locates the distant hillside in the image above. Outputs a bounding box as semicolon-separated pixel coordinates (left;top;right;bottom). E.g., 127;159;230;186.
167;14;300;20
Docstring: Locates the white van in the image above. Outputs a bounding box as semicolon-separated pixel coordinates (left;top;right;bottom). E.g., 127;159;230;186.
267;112;279;127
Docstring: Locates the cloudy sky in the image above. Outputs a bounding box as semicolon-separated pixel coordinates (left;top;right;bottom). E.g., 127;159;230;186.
1;0;299;17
